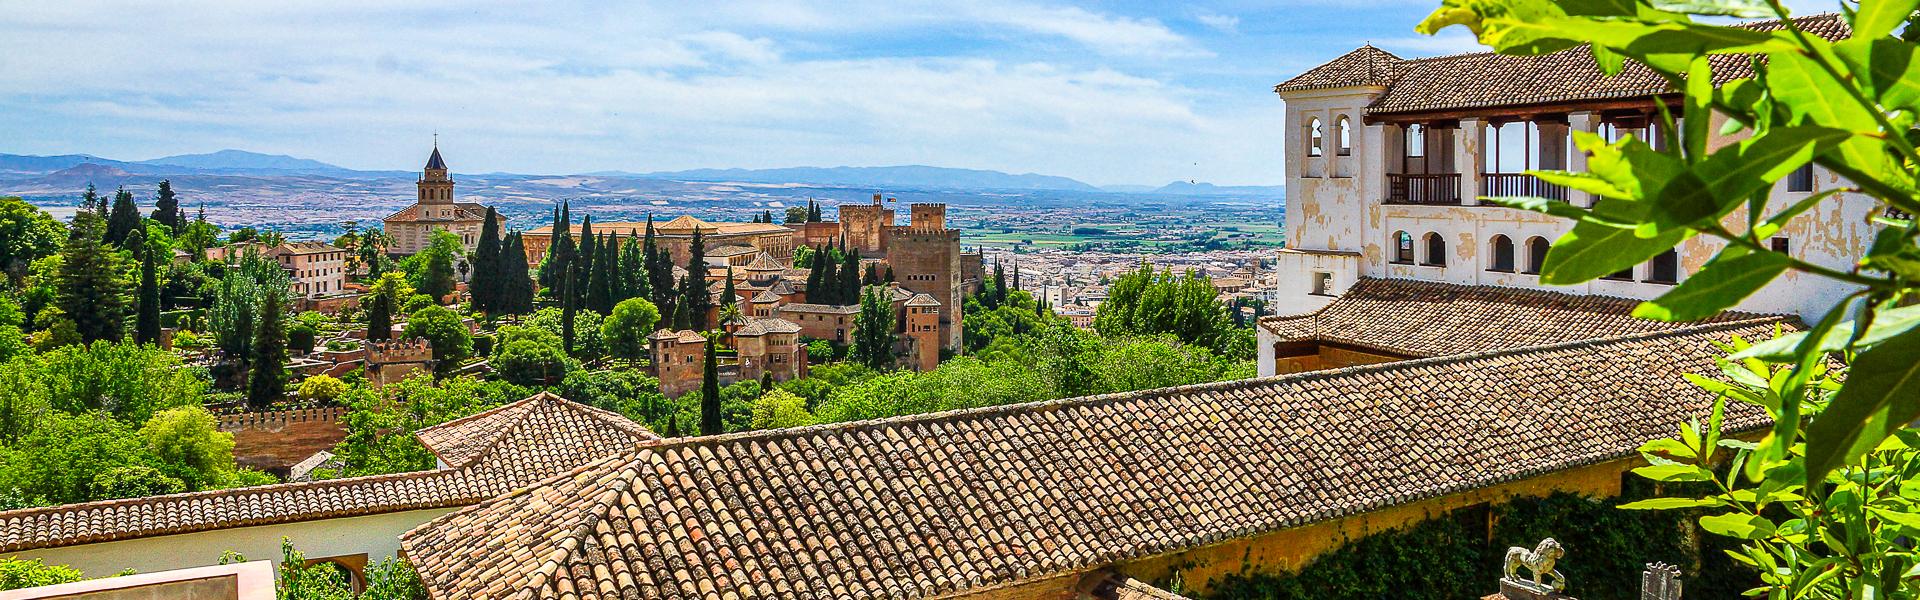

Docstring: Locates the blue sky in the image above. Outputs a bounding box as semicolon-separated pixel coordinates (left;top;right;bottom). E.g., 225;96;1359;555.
0;1;1832;186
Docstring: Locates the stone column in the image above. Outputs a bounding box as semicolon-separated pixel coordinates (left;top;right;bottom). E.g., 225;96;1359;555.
1457;118;1485;206
1566;111;1599;207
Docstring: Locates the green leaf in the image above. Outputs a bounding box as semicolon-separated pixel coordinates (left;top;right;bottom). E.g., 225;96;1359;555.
1868;507;1920;530
1766;51;1889;177
1803;326;1920;483
1683;56;1712;162
1540;198;1690;285
1731;303;1920;361
1525;169;1631;199
1835;38;1920;113
1699;512;1777;539
1640;437;1699;459
1619;497;1721;509
1852;0;1920;40
1634;462;1715;481
1647;126;1850;228
1649;0;1773;17
1632;248;1790;321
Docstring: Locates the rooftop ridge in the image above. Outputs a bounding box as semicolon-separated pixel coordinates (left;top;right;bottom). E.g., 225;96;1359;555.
575;316;1792;456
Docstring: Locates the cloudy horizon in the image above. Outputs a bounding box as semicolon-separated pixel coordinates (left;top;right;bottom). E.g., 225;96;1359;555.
0;0;1834;186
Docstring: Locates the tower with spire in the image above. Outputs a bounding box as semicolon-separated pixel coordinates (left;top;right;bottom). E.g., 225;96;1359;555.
383;139;505;257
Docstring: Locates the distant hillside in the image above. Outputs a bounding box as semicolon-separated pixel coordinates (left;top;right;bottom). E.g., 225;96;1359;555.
631;165;1102;192
1152;181;1285;197
138;149;349;173
0;153;123;176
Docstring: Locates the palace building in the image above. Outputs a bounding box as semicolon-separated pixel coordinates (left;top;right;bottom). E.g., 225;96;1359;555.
382;145;504;256
1262;14;1871;338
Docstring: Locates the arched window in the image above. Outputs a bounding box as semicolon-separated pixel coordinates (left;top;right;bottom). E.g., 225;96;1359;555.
1489;235;1515;272
1524;236;1549;274
1336;116;1352;156
1308;118;1324;157
1406;124;1425;158
1422;232;1447;267
1392;231;1414;264
1646;248;1679;284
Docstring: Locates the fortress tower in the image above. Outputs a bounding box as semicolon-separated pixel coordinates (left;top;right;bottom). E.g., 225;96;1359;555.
909;203;945;230
837;193;894;255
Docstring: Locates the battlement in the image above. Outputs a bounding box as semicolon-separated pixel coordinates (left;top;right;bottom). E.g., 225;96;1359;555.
886;227;962;244
909;203;946;230
218;406;349;433
367;338;434;364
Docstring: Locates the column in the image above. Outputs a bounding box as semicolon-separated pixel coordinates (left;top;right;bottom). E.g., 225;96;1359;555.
1457;118;1485;206
1566;111;1599;207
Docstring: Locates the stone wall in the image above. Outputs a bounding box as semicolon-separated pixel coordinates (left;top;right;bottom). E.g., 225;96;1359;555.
885;227;964;350
218;407;348;475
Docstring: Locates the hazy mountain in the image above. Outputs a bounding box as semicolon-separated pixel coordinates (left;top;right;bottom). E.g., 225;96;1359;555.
630;165;1102;192
0;153;125;176
1098;184;1159;193
1152;181;1286;197
138;149;350;173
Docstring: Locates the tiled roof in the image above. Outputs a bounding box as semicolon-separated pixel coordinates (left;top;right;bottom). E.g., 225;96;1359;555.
1272;44;1405;92
0;393;656;553
746;252;787;271
384;203;493;223
750;289;782;303
905;293;940;307
1259;277;1781;358
425;147;447;170
1278;14;1850;115
709;245;759;257
648;329;710;344
734;318;802;336
415;393;657;468
401;320;1786;599
777;303;859;314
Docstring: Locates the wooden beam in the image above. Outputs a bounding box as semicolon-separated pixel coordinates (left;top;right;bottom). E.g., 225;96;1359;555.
1365;95;1680;125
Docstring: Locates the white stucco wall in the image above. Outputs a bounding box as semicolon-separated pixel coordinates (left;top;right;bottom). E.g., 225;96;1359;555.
6;508;455;578
1274;85;1877;326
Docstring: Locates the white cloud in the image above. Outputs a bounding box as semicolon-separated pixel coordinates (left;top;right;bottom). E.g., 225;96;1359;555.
968;4;1209;58
1196;13;1241;34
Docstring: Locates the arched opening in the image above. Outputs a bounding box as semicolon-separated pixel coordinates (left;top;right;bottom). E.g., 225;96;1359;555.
1422;232;1447;267
1336;116;1352;156
1308;118;1324;157
1489;235;1515;272
1524;236;1549;275
1406;124;1425;158
1646;248;1679;284
1392;231;1414;264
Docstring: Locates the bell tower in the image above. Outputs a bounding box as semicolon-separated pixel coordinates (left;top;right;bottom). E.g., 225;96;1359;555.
418;139;454;206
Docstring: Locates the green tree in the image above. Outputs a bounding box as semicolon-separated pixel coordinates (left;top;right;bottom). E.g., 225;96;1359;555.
603;297;661;363
699;336;720;435
619;231;648;305
850;286;896;370
838;248;861;303
0;297;27;365
0;197;62;284
132;229;161;345
150;180;183;232
104;186;141;248
275;538;354;600
784;205;808;224
1093;263;1234;354
557;370;673;431
470;207;502;313
365;271;412;342
0;558;84;590
0;411;157;505
407;230;460;302
538;203;571;291
526;306;605;359
89;465;186;499
500;232;536;314
297;374;348;402
403;305;472;374
245;290;288;408
683;229;712;330
492;337;578;386
1;340;206;425
139;405;235;491
55;210;129;343
750;388;815;430
327;374;530;477
208;253;290;361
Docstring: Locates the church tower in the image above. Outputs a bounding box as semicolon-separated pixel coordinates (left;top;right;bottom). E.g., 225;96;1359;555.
418;144;454;206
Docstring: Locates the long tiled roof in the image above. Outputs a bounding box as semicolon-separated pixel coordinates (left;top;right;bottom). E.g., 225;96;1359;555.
1259;277;1780;358
1276;14;1850;115
400;319;1786;599
0;393;656;553
384;202;492;223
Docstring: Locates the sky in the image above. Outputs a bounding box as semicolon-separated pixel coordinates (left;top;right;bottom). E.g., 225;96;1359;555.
0;0;1837;187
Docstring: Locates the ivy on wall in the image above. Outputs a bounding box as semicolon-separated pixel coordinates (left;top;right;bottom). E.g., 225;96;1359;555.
1198;481;1749;600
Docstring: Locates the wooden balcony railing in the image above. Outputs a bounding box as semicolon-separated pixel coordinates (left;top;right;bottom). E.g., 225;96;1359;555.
1386;173;1461;205
1480;173;1569;202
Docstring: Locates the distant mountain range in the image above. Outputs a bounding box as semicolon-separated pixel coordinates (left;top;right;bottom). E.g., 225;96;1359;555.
0;150;1281;197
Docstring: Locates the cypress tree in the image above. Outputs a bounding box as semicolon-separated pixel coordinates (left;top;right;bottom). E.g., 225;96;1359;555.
804;245;824;302
106;186;141;247
699;336;721;435
562;262;578;354
863;262;879;286
838;249;861;305
991;262;1007;308
683;229;711;330
884;265;895;283
670;281;691;330
151;180;182;232
721;265;736;308
80;183;102;215
589;233;617;313
367;289;392;341
501;232;534;314
643;216;672;313
472;206;502;313
621;232;648;304
1013;262;1021;292
56;211;129;343
576;216;597;309
851;287;896;370
133;229;161;345
246;291;288;409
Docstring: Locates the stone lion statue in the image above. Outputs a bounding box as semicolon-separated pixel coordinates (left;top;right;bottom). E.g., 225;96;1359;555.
1504;538;1567;592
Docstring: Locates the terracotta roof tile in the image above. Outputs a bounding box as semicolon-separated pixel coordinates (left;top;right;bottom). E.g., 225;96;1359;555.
402;319;1788;599
1259;277;1782;358
0;393;656;553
